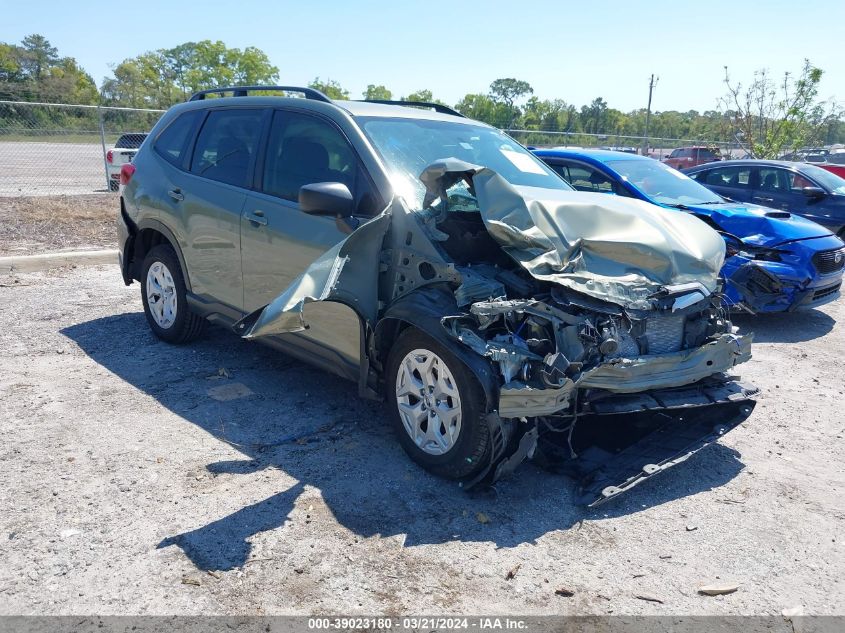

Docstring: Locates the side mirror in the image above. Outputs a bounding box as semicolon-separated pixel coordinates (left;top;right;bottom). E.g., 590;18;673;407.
299;182;354;217
802;186;826;200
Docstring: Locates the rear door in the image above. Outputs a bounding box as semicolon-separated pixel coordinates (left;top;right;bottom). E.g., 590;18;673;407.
179;107;266;309
692;165;753;202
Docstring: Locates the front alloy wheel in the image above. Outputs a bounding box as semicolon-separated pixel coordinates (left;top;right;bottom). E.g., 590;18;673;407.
395;348;463;455
386;327;491;480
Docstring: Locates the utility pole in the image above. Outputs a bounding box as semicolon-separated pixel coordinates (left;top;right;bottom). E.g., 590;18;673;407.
642;74;658;156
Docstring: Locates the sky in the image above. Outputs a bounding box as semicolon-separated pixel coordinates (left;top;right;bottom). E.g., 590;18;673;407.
3;0;844;113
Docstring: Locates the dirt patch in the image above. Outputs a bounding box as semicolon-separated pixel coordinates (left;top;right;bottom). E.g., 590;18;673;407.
0;194;118;256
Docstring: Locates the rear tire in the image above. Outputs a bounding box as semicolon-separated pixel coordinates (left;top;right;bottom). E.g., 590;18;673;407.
386;327;491;480
140;244;207;344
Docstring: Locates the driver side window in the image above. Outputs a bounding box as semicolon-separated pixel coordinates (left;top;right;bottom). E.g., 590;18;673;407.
261;110;381;215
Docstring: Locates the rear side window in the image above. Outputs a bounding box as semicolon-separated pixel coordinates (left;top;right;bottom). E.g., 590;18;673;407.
700;166;751;188
190;109;264;188
154;111;201;167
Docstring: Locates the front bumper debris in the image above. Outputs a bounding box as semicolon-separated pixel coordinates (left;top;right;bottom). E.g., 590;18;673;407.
471;378;758;506
567;380;758;506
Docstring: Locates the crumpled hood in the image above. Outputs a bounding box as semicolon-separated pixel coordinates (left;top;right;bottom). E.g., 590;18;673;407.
688;201;832;247
422;160;726;309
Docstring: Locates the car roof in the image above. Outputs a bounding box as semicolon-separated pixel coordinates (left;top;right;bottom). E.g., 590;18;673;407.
334;99;477;124
687;159;804;170
533;148;646;162
168;95;478;125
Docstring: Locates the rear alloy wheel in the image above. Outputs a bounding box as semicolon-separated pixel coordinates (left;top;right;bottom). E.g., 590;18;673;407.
140;244;207;344
386;327;491;480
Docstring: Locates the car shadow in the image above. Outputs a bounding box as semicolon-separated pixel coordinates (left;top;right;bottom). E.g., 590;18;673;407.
62;312;746;571
733;308;836;344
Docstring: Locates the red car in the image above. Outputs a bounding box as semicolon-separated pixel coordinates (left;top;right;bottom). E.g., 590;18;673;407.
817;163;845;179
663;146;722;170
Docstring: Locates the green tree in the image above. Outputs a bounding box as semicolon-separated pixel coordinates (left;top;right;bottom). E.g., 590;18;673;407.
101;41;279;107
0;35;97;103
0;43;23;83
722;59;831;158
488;78;533;127
42;57;98;104
454;93;515;127
309;77;349;100
20;34;58;80
363;84;392;100
579;97;609;134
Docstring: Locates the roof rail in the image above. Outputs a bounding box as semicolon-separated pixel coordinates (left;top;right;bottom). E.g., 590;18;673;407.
188;85;332;102
358;99;465;118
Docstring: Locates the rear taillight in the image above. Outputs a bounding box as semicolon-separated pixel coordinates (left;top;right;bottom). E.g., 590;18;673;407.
120;163;135;185
106;150;113;164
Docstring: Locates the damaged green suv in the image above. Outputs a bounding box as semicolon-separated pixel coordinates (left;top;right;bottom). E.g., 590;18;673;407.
118;86;757;505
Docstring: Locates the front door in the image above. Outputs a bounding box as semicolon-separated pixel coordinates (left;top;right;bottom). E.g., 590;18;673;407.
240;109;382;378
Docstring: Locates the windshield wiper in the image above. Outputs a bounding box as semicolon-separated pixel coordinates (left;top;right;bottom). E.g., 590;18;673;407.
694;201;724;205
666;203;692;210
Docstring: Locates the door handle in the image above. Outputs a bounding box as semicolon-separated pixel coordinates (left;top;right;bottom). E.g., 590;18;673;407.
168;189;184;202
248;210;267;226
754;196;774;204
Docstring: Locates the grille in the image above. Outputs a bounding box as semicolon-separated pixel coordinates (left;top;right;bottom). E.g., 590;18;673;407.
812;247;845;275
645;314;686;354
813;282;841;301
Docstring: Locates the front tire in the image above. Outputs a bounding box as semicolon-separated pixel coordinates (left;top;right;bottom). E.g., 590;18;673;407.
386;327;491;480
140;244;207;344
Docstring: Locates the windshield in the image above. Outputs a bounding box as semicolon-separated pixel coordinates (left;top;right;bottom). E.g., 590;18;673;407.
358;116;571;210
607;158;723;206
801;164;845;195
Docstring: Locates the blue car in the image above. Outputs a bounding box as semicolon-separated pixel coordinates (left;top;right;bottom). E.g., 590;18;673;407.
533;149;844;313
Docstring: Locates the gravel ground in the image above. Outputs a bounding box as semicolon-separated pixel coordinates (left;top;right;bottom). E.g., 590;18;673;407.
0;265;843;616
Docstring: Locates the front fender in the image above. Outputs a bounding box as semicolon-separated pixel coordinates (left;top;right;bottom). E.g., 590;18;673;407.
375;286;499;409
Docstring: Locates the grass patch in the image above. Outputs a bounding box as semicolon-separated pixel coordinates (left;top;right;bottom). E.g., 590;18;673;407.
0;194;118;256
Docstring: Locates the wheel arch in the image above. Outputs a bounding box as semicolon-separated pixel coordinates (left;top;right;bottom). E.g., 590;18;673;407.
130;219;192;292
372;286;499;410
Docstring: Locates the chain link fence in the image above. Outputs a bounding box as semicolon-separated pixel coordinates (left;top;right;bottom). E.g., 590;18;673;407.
0;101;165;196
504;128;741;160
0;99;741;197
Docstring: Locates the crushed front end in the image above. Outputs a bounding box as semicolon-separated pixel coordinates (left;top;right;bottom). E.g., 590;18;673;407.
442;274;756;505
424;159;758;504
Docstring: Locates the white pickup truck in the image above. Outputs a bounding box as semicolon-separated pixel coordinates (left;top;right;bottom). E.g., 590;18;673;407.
106;133;147;191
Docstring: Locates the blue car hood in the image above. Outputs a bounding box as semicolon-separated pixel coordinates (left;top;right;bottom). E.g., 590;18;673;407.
686;202;832;248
